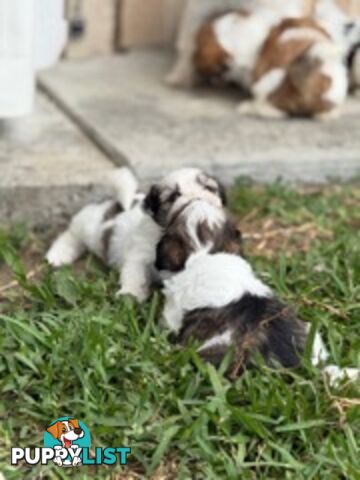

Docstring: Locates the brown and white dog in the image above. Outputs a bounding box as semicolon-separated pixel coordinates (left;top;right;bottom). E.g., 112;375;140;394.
242;17;349;119
315;0;360;91
194;11;348;118
167;0;303;88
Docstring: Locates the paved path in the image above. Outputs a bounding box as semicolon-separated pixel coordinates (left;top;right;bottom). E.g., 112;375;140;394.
0;93;114;227
41;49;360;184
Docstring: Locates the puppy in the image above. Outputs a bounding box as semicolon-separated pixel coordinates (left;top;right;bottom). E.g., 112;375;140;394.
193;8;280;91
241;16;348;119
196;11;348;119
154;198;242;274
315;0;360;90
47;167;227;301
167;0;303;88
158;208;359;384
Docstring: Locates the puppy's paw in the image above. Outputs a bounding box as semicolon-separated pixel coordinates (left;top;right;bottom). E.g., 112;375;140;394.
116;286;149;303
323;365;360;386
72;457;82;467
46;231;83;267
165;67;197;89
315;108;340;122
53;457;63;467
46;248;71;267
238;100;286;119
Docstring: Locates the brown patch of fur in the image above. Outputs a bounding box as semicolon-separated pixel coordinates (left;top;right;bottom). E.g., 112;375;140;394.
193;18;231;82
193;9;251;83
155;216;242;273
103;201;123;222
254;17;334;115
179;294;307;377
254;17;330;81
270;57;333;115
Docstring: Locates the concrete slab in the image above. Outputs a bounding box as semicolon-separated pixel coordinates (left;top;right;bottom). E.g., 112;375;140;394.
40;49;360;184
0;93;116;227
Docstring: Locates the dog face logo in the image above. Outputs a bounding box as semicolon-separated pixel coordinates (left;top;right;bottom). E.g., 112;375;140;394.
12;417;130;467
47;419;84;449
44;417;90;468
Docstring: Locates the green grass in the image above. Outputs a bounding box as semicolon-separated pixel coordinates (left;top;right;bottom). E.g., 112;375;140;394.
0;183;359;480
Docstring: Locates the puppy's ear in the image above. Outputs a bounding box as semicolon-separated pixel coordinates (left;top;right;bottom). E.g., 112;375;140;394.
155;235;189;272
144;186;161;217
217;180;227;206
69;418;80;429
222;223;242;255
47;422;61;439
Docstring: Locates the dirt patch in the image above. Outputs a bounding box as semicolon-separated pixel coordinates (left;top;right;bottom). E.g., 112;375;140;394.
236;212;333;258
0;241;44;299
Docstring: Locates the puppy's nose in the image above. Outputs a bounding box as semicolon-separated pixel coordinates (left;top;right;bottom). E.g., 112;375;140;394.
74;428;82;435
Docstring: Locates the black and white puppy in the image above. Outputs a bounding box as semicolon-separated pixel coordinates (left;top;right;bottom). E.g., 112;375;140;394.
46;167;227;302
157;200;359;385
154;198;242;274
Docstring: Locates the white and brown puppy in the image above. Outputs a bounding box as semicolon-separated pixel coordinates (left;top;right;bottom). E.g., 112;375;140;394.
46;167;227;302
193;8;280;91
242;16;349;119
315;0;360;90
167;0;303;88
194;10;348;118
157;203;359;384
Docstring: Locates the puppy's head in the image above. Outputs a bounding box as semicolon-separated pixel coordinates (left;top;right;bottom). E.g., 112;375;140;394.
144;168;227;226
155;199;242;274
46;419;84;447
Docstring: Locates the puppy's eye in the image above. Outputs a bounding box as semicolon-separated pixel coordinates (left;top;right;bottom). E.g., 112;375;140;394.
344;22;355;34
62;428;66;432
204;184;218;194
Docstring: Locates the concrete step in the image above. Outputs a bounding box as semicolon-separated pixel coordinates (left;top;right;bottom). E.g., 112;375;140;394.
40;49;360;184
0;93;116;228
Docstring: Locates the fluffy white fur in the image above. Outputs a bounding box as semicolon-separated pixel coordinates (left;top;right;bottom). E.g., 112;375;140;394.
315;0;360;89
252;45;346;119
163;251;272;333
46;168;160;301
166;0;303;88
213;11;279;90
159;197;359;388
183;199;227;249
47;167;226;301
163;250;359;385
161;168;224;208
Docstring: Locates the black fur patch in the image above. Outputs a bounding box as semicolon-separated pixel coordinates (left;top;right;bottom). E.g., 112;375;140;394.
103;201;123;221
155;215;242;273
155;233;191;272
101;225;114;262
346;41;360;70
144;186;161;218
179;294;307;376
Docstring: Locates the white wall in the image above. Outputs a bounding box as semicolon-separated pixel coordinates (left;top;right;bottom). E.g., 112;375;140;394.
0;0;67;118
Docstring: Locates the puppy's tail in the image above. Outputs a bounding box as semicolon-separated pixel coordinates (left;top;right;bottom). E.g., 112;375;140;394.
108;167;139;210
